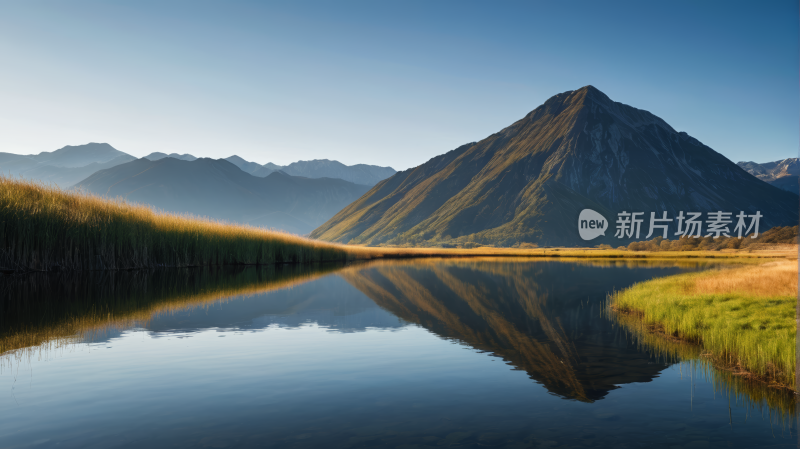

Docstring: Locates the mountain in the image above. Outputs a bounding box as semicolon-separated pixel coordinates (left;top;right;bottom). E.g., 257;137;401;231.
311;86;799;246
224;155;264;174
24;142;127;167
226;156;396;185
0;143;136;187
145;152;197;161
73;158;371;234
281;160;396;186
765;175;799;195
738;158;800;195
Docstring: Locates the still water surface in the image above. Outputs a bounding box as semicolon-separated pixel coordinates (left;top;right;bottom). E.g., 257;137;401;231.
1;259;796;448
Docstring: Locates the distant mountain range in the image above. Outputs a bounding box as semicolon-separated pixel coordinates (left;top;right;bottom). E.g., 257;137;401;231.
737;159;799;195
75;158;371;234
311;86;799;247
0;143;136;187
223;156;396;186
0;143;395;188
0;143;394;234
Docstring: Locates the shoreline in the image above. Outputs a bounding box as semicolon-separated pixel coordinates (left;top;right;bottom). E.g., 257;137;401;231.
610;305;796;392
607;261;797;391
2;245;795;274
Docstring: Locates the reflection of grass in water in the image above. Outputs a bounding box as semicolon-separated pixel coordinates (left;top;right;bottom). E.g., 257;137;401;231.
0;264;342;363
608;278;797;420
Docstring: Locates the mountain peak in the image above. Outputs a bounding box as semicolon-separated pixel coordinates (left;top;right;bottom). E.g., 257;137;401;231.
573;84;612;104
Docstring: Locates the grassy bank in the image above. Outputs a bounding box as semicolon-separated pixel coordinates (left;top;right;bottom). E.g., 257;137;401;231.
1;177;795;272
609;260;797;389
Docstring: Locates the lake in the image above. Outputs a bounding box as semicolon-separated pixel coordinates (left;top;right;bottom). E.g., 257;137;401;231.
1;259;796;448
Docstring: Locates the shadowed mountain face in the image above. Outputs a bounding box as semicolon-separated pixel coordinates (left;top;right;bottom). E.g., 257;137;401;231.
0;143;135;187
312;86;799;246
73;157;371;234
339;259;702;402
738;159;800;195
766;175;799;195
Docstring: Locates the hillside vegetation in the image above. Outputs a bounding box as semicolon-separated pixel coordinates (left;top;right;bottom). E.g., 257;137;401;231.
621;226;798;251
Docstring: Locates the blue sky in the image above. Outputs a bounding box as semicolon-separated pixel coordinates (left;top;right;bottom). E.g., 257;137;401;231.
0;1;796;170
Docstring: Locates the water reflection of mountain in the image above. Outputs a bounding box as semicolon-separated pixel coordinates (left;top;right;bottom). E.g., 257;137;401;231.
339;260;698;402
2;258;717;405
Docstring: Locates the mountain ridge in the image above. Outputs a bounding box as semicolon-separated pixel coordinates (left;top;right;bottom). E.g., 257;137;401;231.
737;158;799;194
0;143;136;187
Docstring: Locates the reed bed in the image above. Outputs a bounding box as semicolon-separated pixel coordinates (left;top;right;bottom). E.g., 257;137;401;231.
608;260;797;389
0;177;353;270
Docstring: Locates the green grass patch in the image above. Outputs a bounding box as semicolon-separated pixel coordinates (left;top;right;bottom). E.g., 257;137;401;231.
609;263;796;388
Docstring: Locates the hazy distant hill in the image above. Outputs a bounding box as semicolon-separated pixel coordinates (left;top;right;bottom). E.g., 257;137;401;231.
281;160;396;186
311;86;799;246
145;152;197;161
74;158;371;234
224;155;395;186
737;159;799;195
0;143;135;187
0;143;394;188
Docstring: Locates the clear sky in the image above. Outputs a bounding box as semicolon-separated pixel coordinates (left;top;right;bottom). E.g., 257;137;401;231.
0;0;796;170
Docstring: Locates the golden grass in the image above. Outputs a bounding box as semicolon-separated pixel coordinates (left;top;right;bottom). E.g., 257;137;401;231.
348;246;797;261
693;261;798;296
609;260;797;389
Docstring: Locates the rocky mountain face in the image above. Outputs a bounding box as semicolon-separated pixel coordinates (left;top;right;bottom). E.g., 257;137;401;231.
311;86;799;247
738;158;799;195
0;143;135;187
74;157;371;235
